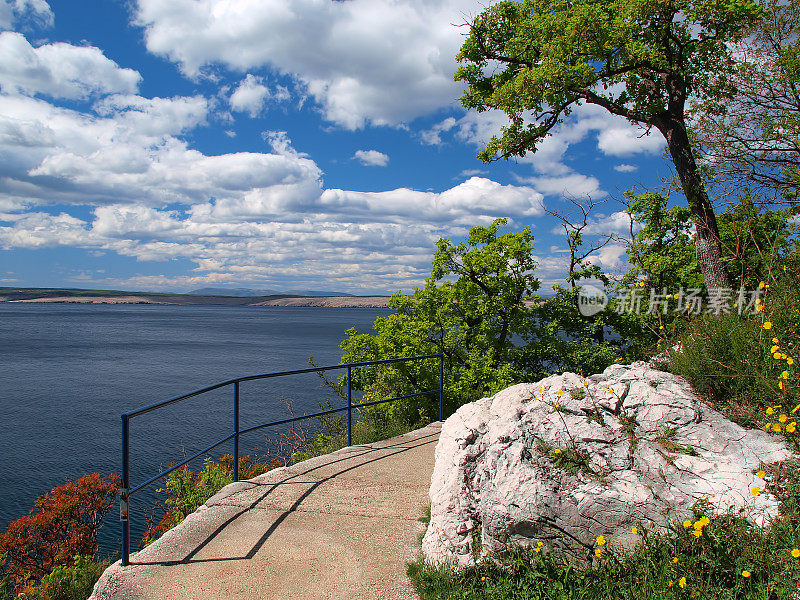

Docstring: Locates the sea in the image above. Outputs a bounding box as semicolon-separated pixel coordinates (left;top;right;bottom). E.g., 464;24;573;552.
0;302;390;557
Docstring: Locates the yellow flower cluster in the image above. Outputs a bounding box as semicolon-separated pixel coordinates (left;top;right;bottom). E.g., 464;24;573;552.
765;405;797;435
691;516;710;537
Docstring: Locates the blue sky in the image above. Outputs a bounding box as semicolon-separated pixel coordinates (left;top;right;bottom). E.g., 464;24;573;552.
0;0;671;294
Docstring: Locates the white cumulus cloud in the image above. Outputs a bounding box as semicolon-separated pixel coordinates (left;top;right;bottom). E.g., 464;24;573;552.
228;74;288;117
0;0;53;30
133;0;477;129
0;32;141;99
353;149;389;167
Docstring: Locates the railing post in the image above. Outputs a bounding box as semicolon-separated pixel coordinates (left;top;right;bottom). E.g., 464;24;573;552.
121;414;130;566
233;381;240;482
439;355;444;422
347;366;352;446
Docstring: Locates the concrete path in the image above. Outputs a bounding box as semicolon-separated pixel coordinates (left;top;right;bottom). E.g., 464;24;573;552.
91;422;440;600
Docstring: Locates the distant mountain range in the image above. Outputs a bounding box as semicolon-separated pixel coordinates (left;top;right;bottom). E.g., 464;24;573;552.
188;287;354;297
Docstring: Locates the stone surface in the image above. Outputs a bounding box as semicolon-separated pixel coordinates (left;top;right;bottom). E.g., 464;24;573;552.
90;422;440;600
422;363;794;567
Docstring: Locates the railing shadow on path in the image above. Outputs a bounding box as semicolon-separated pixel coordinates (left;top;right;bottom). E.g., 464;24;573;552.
128;430;440;568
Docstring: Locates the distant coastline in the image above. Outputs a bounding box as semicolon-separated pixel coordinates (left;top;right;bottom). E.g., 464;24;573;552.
0;287;392;308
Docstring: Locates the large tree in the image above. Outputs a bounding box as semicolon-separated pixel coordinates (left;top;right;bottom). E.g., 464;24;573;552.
455;0;764;289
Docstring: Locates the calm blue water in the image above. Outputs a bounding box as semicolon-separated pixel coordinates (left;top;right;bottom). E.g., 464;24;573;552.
0;303;388;555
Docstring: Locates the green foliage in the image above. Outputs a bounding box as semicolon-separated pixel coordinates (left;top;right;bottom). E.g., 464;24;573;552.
532;287;629;375
143;454;274;545
20;556;107;600
339;219;539;420
718;193;798;288
455;0;761;162
623;192;704;291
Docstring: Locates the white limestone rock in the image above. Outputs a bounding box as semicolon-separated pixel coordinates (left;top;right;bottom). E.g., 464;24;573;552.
422;362;794;567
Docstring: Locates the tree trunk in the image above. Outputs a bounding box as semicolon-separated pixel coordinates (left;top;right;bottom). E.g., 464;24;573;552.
658;118;732;290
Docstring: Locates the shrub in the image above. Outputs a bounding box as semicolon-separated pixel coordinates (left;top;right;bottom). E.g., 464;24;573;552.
142;454;275;545
667;255;800;429
0;473;118;594
20;555;107;600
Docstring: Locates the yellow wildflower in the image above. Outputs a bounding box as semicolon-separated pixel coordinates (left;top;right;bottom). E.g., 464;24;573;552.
534;547;541;553
775;352;783;359
584;380;590;386
788;422;797;433
781;371;790;380
631;527;638;534
771;345;780;353
667;580;674;587
595;535;606;546
693;529;702;538
792;548;800;558
759;281;766;290
774;337;780;343
780;381;785;390
556;390;564;396
481;576;486;581
757;470;766;479
683;520;692;528
793;403;800;414
673;293;679;299
764;321;773;329
751;487;761;496
679;577;687;589
767;407;775;416
673;557;679;564
774;424;782;433
779;414;788;423
538;541;543;547
789;357;795;365
553;449;561;455
594;548;602;557
766;422;773;429
742;570;751;578
700;516;710;526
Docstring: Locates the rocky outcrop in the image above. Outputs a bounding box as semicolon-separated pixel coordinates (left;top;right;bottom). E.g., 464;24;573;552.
422;362;794;567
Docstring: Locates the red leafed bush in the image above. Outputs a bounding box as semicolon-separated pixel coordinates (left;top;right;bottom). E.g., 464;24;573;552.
0;473;119;592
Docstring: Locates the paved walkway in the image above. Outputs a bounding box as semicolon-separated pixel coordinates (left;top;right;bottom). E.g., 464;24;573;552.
91;422;441;600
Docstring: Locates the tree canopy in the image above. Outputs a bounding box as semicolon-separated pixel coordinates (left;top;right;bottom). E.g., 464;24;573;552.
455;0;764;289
339;219;539;417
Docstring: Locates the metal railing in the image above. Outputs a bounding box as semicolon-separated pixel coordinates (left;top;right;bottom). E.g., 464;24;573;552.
119;354;444;565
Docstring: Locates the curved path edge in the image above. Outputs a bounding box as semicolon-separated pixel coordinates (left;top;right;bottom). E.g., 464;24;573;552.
91;422;441;600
